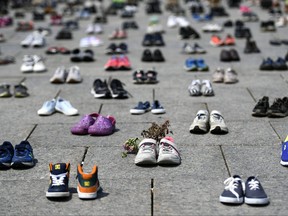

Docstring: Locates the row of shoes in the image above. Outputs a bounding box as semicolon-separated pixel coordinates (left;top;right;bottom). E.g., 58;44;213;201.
184;58;209;72
259;57;287;71
21;31;46;48
212;67;238;84
219;176;269;205
0;83;29;98
210;34;235;47
133;70;158;84
0;141;35;169
142;33;165;46
130;100;165;115
141;49;165;62
220;49;240;62
38;97;78;116
182;42;206;54
71;113;116;136
70;49;95;62
91;78;128;99
252;96;288;117
79;36;103;47
104;55;131;71
106;42;128;55
188;80;214;96
21;55;46;73
190;110;228;134
46;163;100;200
50;66;82;84
135;137;181;166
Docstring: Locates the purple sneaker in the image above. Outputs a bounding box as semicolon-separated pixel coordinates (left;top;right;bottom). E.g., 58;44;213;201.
88;115;116;136
71;113;97;135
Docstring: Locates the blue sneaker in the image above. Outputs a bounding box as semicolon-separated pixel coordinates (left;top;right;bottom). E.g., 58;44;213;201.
11;140;35;168
197;59;209;71
130;101;151;114
0;141;14;168
184;58;197;71
281;136;288;166
259;58;274;71
219;175;244;204
192;13;202;21
151;100;166;114
245;176;269;205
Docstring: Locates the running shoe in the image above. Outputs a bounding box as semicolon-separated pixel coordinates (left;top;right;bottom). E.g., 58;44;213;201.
55;97;78;116
0;141;14;168
91;79;112;98
11;140;35;168
157;137;181;165
135;138;157;165
189;110;209;134
37;99;56;116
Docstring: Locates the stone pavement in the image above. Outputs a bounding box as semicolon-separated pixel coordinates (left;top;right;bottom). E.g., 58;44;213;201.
0;0;288;215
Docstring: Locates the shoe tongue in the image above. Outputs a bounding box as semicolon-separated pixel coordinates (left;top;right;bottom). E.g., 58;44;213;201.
51;163;67;175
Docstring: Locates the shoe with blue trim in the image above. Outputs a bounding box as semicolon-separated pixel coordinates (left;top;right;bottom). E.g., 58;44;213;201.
281;136;288;166
11;140;35;168
197;59;209;71
130;101;150;114
184;58;197;71
0;141;14;168
151;100;165;114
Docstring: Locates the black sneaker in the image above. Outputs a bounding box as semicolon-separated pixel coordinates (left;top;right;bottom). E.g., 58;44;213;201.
153;33;165;46
220;49;231;62
252;96;269;117
106;43;117;55
273;57;288;70
186;26;200;39
14;83;29;98
0;84;12;97
229;49;240;61
110;79;128;99
141;49;153;62
268;97;288;117
219;175;244;204
153;49;165;62
245;176;269;205
91;79;112;98
142;34;153;46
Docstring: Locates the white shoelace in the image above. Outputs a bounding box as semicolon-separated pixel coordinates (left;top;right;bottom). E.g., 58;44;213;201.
223;177;242;201
50;173;66;186
248;179;260;190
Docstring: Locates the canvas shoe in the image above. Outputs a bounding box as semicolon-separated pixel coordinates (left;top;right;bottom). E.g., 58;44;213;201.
46;163;70;198
21;55;34;73
224;68;238;84
21;33;34;48
210;110;228;134
50;66;67;83
188;79;201;96
252;96;269;117
245;176;269;205
157;137;181;165
37;99;56;116
0;141;14;168
189;110;209;134
135;138;157;165
55;97;78;116
66;66;82;83
33;55;46;72
212;67;224;83
219;175;244;204
130;101;151;114
281;135;288;166
151;100;165;114
77;164;100;199
201;80;214;96
11;140;35;168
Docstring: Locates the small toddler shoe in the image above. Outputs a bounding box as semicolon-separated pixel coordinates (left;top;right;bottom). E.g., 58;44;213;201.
88;114;116;136
70;113;97;135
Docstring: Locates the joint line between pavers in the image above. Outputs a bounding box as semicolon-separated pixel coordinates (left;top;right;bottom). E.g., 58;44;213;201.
219;145;231;177
246;87;256;102
151;178;154;216
24;124;38;141
268;121;282;142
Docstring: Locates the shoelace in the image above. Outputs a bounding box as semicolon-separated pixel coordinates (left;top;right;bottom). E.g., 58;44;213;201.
161;143;172;153
224;177;242;201
141;143;154;153
196;113;207;120
211;113;224;122
50;173;67;186
248;178;260;190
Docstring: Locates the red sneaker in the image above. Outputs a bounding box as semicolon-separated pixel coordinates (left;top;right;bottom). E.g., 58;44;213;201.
224;34;236;46
117;55;131;70
104;56;118;71
210;35;224;47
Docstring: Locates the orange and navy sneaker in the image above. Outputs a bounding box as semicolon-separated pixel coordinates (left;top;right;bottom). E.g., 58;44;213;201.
210;35;224;47
77;164;100;199
46;163;70;198
224;34;236;46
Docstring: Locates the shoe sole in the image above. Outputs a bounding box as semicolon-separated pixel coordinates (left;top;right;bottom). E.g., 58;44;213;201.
46;191;70;198
11;161;35;168
190;126;208;134
280;160;288;166
210;126;228;134
245;197;269;205
77;186;100;199
219;196;243;204
90;88;111;98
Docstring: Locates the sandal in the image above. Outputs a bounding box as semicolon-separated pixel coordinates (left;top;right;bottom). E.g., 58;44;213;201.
46;47;59;54
133;70;146;84
145;69;158;84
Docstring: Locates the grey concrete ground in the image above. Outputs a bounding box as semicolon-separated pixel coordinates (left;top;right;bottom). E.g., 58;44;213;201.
0;0;288;215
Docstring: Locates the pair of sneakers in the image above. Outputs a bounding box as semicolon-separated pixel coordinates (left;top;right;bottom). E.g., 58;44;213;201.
135;137;181;166
212;67;238;84
0;140;35;169
21;31;46;48
0;83;29;98
130;100;165;115
20;55;46;73
50;66;82;84
188;79;214;96
189;110;228;134
219;175;269;205
37;97;78;116
46;163;100;200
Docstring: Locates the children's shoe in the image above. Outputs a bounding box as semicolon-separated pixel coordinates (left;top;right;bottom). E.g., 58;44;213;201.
157;137;181;165
184;58;197;71
212;67;224;83
201;80;214;96
281;136;288;166
210;35;224;46
46;163;70;198
117;55;131;70
130;101;151;114
209;110;228;134
151;100;165;114
224;34;235;46
189;110;209;134
77;164;100;199
104;56;118;71
197;59;209;71
188;79;201;96
0;141;14;168
135;138;157;165
55;97;78;116
0;84;12;97
11;140;35;168
245;176;269;205
71;113;97;135
88;114;116;136
37;99;56;116
14;83;29;98
219;175;244;204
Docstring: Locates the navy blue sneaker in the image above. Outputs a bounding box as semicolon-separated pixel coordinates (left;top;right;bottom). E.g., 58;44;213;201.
245;176;269;205
184;58;197;71
280;136;288;166
0;141;14;168
259;58;274;71
219;175;244;204
11;140;35;168
46;163;70;198
130;101;150;114
151;100;166;114
273;57;288;70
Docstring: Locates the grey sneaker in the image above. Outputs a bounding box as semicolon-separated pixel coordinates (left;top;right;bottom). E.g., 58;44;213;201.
212;67;224;83
201;80;214;96
210;110;228;134
224;68;238;84
182;43;194;54
189;110;209;134
188;79;201;96
194;43;206;54
157;137;181;165
14;83;29;98
50;66;67;83
66;66;82;83
0;84;12;97
135;138;157;165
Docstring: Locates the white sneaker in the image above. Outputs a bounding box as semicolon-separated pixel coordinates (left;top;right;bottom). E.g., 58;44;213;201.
210;110;228;134
212;67;225;83
157;137;181;165
89;36;103;47
37;99;56;116
21;33;34;48
50;66;67;83
167;15;177;28
224;68;238;84
189;110;209;133
94;24;103;34
55;97;78;116
201;80;214;96
86;24;94;34
135;138;157;165
175;16;190;27
66;66;82;83
188;79;202;96
202;23;223;32
33;55;46;72
31;32;45;47
20;55;34;73
80;37;90;47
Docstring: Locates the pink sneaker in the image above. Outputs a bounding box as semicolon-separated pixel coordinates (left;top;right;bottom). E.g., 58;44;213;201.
71;113;97;135
117;55;131;70
88;115;116;136
240;6;251;13
104;56;119;71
